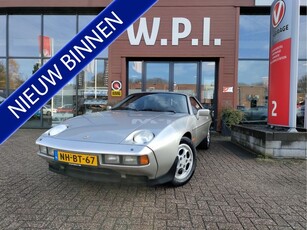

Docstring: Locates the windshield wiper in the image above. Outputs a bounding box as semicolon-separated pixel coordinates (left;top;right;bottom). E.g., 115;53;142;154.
115;107;138;111
141;108;176;113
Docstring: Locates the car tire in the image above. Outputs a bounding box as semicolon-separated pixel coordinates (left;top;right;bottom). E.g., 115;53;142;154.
199;129;211;150
171;137;197;187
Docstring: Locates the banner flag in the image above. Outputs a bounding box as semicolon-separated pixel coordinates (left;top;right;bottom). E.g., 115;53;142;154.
0;0;158;144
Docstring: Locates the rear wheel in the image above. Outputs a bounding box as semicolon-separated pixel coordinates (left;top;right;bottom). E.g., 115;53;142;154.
199;129;211;150
171;137;196;187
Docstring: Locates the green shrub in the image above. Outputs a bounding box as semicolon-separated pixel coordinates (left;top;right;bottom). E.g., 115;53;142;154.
221;108;245;128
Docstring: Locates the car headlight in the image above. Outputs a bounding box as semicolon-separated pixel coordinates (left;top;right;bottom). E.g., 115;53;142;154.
48;124;68;136
123;156;138;165
39;145;48;154
132;130;155;145
104;154;120;164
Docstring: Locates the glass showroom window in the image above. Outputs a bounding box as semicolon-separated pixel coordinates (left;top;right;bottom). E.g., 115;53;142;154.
9;15;41;57
0;15;5;57
43;15;77;125
174;63;197;96
78;59;109;114
238;60;269;121
239;15;270;59
297;61;307;127
77;15;109;115
299;16;307;60
43;15;76;56
239;14;307;126
239;15;270;121
128;61;143;94
146;63;169;92
78;15;108;58
201;62;216;108
298;16;307;127
8;58;42;127
0;59;6;98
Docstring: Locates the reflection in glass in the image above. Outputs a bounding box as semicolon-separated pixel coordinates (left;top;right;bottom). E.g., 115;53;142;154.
299;15;307;59
0;59;6;97
201;62;215;107
297;61;307;127
238;61;269;121
8;58;44;128
9;15;41;57
146;63;169;92
43;15;76;56
239;15;270;59
174;63;197;96
78;59;109;114
128;61;142;94
79;15;108;58
8;58;39;93
0;16;6;56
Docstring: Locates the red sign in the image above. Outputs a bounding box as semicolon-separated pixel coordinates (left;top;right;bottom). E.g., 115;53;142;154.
272;0;285;28
111;80;122;91
268;39;291;126
268;0;300;128
38;36;53;57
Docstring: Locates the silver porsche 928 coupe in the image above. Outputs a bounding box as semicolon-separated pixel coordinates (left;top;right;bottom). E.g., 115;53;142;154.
36;92;212;186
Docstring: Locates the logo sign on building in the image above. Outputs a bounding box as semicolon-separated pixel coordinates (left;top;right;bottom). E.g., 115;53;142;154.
111;80;122;97
0;0;158;145
268;0;300;129
127;17;222;47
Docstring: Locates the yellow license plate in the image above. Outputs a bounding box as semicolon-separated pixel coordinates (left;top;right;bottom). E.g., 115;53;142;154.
55;150;98;166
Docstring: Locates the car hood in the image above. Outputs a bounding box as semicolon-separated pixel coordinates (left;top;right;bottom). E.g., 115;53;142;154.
50;110;186;144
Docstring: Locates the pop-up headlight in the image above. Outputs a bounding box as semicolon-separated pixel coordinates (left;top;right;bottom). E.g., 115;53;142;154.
48;124;68;136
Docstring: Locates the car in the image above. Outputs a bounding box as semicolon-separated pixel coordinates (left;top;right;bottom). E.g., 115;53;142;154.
42;105;56;116
0;96;5;104
297;105;305;125
36;92;212;186
243;106;268;121
56;104;75;113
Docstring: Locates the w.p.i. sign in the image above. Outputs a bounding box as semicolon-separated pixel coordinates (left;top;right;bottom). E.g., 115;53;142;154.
268;0;300;129
0;0;158;144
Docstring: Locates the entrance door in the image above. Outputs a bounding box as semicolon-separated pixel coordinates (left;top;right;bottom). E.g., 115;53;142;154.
173;62;198;96
128;60;216;111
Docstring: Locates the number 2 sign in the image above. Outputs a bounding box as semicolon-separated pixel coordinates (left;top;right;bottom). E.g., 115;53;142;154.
268;0;300;128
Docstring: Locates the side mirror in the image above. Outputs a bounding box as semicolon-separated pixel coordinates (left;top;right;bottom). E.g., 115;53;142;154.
197;109;210;119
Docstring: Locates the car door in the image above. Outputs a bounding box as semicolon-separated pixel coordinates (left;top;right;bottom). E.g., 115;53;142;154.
189;97;209;145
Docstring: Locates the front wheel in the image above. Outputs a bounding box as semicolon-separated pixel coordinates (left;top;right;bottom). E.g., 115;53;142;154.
171;137;197;187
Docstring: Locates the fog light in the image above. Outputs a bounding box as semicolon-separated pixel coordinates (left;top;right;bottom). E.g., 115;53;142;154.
123;156;138;165
105;154;120;164
39;146;47;155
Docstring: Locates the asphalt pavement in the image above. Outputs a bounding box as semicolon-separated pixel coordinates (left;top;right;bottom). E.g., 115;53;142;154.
0;129;306;229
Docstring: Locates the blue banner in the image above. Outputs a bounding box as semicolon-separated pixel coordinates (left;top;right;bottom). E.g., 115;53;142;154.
0;0;158;144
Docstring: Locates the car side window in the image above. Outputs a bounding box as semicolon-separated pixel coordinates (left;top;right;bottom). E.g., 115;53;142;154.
189;97;202;115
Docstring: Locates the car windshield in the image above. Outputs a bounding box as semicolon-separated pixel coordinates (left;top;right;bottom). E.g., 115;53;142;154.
113;93;189;114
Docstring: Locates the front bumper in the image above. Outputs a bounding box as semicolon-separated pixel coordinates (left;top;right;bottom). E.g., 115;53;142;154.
37;144;158;180
36;136;178;185
47;158;178;186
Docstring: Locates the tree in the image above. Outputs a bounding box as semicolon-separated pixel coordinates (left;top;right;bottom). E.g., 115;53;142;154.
9;59;23;90
298;75;307;94
0;60;6;90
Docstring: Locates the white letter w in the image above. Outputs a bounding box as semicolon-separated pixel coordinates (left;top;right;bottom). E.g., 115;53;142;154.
127;17;160;46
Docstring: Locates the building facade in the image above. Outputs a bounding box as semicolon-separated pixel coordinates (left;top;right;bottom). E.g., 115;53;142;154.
0;0;306;130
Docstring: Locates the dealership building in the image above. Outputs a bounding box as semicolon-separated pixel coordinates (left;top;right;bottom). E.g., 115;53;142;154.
0;0;306;130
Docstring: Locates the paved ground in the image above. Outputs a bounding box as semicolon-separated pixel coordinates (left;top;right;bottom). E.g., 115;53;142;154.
0;129;306;230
